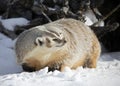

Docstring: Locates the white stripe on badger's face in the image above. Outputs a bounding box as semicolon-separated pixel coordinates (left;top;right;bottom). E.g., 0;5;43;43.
37;25;63;40
35;26;66;48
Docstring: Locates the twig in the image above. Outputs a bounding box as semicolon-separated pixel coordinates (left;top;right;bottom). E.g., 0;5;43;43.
92;4;120;26
41;10;52;22
37;1;52;22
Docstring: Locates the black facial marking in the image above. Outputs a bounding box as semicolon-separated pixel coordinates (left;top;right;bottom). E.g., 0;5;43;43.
53;38;62;43
34;38;44;46
38;39;43;46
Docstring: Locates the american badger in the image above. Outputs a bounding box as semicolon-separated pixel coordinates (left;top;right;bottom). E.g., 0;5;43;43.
15;18;101;72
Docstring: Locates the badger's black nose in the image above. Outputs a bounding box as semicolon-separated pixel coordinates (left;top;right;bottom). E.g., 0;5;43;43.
22;63;35;72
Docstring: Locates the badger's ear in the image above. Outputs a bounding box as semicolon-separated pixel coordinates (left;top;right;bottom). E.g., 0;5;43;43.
35;37;44;46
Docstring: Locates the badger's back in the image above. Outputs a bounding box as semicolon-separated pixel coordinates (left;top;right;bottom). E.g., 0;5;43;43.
48;19;99;55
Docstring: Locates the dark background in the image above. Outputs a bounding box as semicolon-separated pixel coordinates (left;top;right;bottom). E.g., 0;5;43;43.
99;0;120;52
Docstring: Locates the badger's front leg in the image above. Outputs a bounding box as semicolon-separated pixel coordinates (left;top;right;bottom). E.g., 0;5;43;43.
48;62;62;72
48;61;71;72
48;64;70;72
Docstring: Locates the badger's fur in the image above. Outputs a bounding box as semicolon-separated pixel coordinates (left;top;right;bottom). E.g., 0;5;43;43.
15;18;101;72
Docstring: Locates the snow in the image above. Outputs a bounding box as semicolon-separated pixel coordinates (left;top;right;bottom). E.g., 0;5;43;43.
0;59;120;86
84;16;94;26
0;17;120;86
0;17;29;31
0;33;22;75
84;10;104;26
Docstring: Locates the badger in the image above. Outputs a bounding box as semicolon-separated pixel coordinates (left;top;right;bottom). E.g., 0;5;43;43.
15;18;101;72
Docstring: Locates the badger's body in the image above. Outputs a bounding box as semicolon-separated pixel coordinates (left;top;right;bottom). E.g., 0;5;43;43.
15;18;101;72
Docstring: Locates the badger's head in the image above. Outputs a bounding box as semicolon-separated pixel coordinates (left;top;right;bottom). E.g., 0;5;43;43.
17;26;67;72
35;33;66;48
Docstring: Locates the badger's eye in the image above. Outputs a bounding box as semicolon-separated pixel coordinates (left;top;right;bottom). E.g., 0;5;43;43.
53;38;58;41
53;38;61;43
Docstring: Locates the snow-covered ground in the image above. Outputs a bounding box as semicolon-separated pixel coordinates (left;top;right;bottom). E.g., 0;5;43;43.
0;17;29;31
0;17;120;86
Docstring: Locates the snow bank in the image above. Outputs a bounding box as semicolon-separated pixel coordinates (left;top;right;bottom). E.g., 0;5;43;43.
0;59;120;86
0;17;29;31
0;33;22;75
0;45;22;75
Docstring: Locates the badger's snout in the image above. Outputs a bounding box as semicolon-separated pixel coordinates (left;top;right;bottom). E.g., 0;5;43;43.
22;63;36;72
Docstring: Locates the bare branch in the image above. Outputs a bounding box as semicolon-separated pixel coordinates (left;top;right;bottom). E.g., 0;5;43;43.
92;4;120;26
